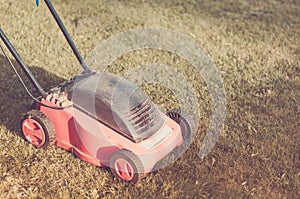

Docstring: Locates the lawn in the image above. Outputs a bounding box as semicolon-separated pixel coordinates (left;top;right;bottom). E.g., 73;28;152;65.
0;0;299;198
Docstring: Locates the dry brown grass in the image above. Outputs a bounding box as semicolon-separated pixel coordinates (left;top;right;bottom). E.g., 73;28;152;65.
0;0;299;198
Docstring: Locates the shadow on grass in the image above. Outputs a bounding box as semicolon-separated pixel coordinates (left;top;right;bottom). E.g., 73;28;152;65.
0;54;66;134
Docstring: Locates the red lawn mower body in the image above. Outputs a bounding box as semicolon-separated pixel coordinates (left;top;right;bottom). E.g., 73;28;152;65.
23;73;183;173
19;72;189;182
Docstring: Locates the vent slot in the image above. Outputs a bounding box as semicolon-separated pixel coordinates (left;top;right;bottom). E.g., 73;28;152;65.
128;99;161;135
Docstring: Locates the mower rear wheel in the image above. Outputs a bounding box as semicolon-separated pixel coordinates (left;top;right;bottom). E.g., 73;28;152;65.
21;110;56;148
109;150;144;183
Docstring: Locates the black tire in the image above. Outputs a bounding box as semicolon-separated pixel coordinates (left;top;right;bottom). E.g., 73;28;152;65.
166;109;191;144
109;150;144;183
21;110;56;148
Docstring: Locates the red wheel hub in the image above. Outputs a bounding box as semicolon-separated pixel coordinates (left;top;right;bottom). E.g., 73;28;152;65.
22;118;46;147
114;158;134;181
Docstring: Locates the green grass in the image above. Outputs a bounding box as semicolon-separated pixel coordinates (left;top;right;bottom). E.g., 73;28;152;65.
0;0;299;198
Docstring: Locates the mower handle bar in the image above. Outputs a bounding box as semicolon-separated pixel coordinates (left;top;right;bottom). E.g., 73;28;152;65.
0;0;91;97
0;28;47;97
44;0;90;73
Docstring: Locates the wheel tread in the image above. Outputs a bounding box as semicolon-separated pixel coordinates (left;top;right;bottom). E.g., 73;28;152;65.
110;150;144;183
21;110;56;148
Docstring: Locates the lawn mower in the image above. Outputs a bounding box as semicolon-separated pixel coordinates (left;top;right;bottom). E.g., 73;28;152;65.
0;0;191;183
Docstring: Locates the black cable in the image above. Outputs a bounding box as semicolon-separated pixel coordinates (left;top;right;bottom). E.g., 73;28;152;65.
0;42;72;110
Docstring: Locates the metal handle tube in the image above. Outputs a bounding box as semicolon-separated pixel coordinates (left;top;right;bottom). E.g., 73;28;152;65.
0;28;47;96
44;0;90;72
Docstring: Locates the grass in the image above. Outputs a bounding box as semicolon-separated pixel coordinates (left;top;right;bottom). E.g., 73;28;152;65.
0;0;299;198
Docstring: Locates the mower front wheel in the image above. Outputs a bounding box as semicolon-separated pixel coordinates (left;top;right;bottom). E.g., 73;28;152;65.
109;150;144;183
21;110;56;148
166;109;192;145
